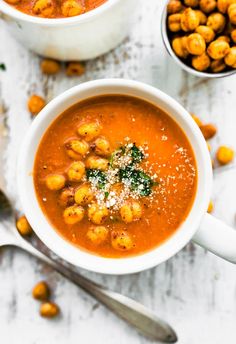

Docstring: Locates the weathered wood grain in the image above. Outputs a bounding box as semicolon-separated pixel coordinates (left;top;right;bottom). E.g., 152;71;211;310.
1;1;236;343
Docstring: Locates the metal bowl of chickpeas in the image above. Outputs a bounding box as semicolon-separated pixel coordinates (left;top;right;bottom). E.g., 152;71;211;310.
161;0;236;78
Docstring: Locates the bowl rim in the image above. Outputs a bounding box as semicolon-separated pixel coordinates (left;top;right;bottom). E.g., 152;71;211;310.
17;79;212;275
0;0;119;26
160;5;236;79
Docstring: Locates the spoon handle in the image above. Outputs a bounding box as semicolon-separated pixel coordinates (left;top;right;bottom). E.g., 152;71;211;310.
13;238;177;343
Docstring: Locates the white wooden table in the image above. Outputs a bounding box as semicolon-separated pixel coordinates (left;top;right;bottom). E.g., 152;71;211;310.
1;1;236;343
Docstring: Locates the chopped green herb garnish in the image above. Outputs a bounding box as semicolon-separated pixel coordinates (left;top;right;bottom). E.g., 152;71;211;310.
88;142;156;198
0;63;6;71
119;166;154;196
130;144;144;164
86;169;107;189
110;143;144;167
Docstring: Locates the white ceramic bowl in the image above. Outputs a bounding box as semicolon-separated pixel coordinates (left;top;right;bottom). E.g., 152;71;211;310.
161;5;236;79
0;0;137;60
17;79;236;275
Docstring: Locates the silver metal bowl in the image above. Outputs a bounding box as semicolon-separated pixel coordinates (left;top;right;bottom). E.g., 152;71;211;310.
161;6;236;79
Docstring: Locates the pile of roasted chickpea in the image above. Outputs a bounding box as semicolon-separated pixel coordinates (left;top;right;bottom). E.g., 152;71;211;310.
167;0;236;73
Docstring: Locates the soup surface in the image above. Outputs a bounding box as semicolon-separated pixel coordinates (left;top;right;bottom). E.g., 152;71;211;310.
5;0;107;19
34;95;197;258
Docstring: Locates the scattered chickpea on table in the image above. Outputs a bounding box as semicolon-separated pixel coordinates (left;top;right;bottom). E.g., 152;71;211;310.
28;94;46;116
191;112;235;167
216;145;235;164
191;112;235;215
32;281;60;318
32;281;50;301
40;302;60;318
40;58;86;77
167;0;236;73
41;59;61;75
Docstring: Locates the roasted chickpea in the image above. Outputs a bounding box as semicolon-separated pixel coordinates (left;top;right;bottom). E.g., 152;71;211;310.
167;0;183;14
191;114;203;126
172;36;189;58
74;184;94;205
207;40;230;59
67;161;85;182
211;59;227;72
195;25;215;42
65;139;89;159
16;216;32;236
32;281;50;301
45;174;66;191
199;123;217;139
40;59;60;75
224;46;236;67
33;0;55;17
217;0;230;13
28;94;45;115
207;200;214;213
199;0;216;13
61;0;85;17
77;121;101;141
168;13;182;32
228;3;236;24
216;146;235;164
230;29;236;43
120;201;142;223
86;156;109;171
216;35;231;43
59;187;75;207
94;137;111;156
195;10;207;24
63;205;85;225
184;0;199;7
192;52;211;71
111;231;134;251
207;13;226;33
87;226;109;245
66;62;85;76
65;148;81;160
40;302;59;318
181;8;200;31
88;203;109;225
186;33;206;55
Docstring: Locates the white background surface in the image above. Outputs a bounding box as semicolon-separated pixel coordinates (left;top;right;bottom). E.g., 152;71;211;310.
1;1;236;343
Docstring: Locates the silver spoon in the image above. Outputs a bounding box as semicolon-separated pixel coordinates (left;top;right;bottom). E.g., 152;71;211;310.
0;188;177;343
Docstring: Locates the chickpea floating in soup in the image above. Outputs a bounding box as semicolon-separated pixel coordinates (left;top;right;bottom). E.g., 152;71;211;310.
167;0;236;73
5;0;107;18
34;96;197;258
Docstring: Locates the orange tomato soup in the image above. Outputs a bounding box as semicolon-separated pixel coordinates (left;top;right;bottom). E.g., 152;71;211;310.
34;95;197;258
5;0;107;19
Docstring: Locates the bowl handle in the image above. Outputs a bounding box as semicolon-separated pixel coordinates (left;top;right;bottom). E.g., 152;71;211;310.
192;213;236;263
